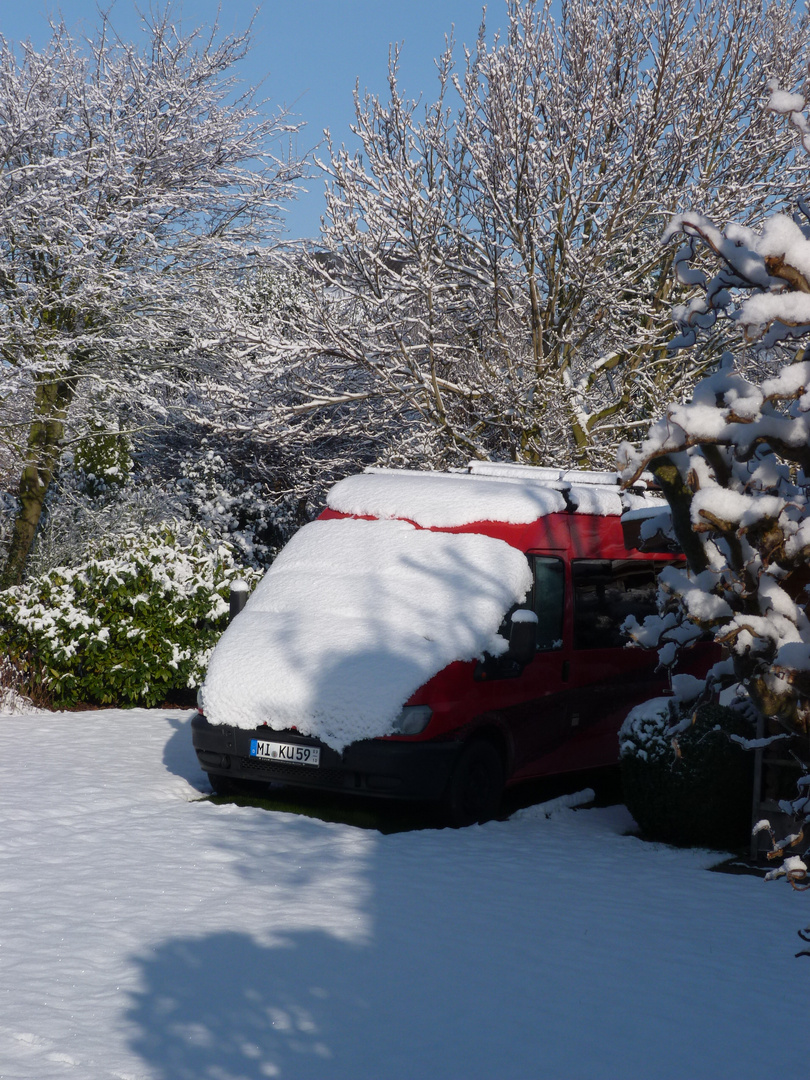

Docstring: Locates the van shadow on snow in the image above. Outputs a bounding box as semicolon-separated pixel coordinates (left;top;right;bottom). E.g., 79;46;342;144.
162;711;210;791
121;793;741;1080
122;824;575;1080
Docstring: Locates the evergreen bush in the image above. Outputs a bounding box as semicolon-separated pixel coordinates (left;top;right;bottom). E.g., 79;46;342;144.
174;448;296;566
619;699;754;850
0;524;259;708
70;421;132;498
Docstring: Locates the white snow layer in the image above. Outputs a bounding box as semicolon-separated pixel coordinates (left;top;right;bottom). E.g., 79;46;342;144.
738;291;810;332
327;468;627;527
202;517;533;748
767;85;807;115
755;214;810;276
327;469;568;525
0;707;803;1080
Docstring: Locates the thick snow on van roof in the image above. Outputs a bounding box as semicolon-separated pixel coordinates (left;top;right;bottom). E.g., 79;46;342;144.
202;517;533;750
326;467;630;527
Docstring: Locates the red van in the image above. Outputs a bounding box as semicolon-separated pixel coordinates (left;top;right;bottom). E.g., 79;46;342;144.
192;463;701;824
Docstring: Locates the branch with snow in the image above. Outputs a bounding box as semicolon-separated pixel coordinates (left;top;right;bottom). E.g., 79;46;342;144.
661;80;810;352
619;67;810;903
290;0;810;471
0;9;306;585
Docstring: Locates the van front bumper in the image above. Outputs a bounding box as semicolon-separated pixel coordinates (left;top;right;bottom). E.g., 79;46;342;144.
191;713;458;801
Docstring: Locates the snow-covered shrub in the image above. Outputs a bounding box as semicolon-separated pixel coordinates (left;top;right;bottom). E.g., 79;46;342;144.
620;698;754;849
173;448;297;567
0;688;46;715
0;524;259;708
0;656;47;715
618;355;810;725
24;468;176;578
10;421;307;580
617;82;810;882
70;421;132;498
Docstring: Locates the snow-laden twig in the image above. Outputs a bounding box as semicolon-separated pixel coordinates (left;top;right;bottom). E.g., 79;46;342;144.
286;0;810;471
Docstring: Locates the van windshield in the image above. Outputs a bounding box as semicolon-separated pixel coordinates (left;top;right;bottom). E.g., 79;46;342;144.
202;517;532;751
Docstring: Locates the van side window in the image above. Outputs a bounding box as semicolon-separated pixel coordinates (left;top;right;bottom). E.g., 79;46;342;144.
572;560;658;650
531;556;565;651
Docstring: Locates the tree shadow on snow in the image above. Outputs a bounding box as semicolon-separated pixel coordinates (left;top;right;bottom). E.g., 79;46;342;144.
122;817;558;1080
124;916;551;1080
126;930;380;1080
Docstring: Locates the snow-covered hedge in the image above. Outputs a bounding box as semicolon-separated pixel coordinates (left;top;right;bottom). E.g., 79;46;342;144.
0;525;259;709
620;698;754;849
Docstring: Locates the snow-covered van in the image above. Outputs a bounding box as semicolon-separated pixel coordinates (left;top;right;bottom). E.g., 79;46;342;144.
192;463;703;824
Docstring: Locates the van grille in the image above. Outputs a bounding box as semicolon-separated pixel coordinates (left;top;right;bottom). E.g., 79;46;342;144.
239;756;348;787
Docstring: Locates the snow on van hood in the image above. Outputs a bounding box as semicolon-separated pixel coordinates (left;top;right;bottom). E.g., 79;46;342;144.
201;517;533;751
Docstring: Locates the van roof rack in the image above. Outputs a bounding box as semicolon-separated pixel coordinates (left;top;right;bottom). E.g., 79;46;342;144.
467;461;622;487
364;462;658;493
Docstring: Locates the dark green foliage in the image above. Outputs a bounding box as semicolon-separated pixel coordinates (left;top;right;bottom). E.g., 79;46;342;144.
620;700;754;850
71;422;131;498
0;524;258;708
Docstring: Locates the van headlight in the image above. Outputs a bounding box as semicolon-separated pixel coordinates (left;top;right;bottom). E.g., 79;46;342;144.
391;705;432;735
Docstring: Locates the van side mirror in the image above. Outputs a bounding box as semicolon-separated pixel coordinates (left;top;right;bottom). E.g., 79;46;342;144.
474;608;538;681
509;609;538;667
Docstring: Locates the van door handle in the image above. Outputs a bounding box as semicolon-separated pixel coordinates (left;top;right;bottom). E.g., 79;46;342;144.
562;659;570;682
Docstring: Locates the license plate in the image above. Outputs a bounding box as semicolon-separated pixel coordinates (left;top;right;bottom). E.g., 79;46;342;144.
250;739;320;767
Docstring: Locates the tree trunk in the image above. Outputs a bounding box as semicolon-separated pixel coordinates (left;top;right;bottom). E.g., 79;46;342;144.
1;372;75;588
650;454;709;575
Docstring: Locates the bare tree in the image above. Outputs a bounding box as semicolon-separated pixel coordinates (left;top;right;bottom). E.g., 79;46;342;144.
0;9;303;586
296;0;810;470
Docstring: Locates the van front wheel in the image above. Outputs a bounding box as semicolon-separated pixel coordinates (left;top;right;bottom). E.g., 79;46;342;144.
206;771;240;796
446;740;504;827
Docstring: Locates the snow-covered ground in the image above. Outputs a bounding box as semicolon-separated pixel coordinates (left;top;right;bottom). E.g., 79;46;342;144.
0;707;802;1080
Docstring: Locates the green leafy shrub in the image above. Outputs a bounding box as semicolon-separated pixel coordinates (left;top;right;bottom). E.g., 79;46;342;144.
0;524;259;708
619;698;754;850
71;421;132;497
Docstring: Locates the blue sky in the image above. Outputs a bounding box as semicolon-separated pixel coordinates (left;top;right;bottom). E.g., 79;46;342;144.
0;0;494;240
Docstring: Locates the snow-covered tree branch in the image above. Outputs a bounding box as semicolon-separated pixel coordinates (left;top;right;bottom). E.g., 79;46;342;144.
293;0;809;471
0;9;304;586
619;77;810;883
